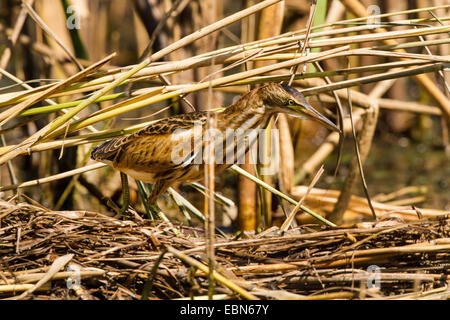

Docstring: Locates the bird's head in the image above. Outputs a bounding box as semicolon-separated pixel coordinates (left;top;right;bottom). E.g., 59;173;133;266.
260;83;340;133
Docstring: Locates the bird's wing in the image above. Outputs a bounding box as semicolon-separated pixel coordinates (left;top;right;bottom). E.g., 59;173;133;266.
90;112;207;163
135;111;207;136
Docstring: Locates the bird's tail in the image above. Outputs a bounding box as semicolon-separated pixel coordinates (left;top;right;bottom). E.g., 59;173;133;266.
90;137;127;163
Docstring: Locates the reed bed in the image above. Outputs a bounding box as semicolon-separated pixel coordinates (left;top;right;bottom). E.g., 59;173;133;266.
0;0;449;300
0;199;448;300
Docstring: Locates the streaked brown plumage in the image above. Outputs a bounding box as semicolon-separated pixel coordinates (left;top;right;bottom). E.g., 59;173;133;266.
91;83;340;207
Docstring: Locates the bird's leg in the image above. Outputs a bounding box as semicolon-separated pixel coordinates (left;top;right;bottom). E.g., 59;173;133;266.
146;180;183;236
146;180;171;220
112;172;130;219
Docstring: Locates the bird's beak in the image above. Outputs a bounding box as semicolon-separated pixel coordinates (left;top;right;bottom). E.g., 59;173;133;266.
299;102;341;133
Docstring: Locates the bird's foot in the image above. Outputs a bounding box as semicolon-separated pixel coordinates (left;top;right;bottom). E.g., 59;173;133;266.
146;200;163;220
107;198;131;220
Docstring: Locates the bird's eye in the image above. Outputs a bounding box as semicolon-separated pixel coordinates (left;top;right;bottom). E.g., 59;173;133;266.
288;99;295;106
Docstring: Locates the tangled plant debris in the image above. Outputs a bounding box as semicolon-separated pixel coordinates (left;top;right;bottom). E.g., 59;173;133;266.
1;200;448;300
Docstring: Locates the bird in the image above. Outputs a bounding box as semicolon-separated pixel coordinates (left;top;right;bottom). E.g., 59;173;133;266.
90;83;340;217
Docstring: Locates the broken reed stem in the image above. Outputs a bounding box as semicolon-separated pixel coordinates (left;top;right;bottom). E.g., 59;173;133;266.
141;248;168;300
0;269;105;286
290;186;447;220
205;82;217;299
11;254;74;300
329;86;380;224
165;246;258;300
0;162;106;192
317;95;443;116
231;164;336;227
331;56;379;223
280;165;324;232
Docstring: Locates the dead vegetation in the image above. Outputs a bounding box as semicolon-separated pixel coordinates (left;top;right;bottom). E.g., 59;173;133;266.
0;200;449;300
0;0;449;300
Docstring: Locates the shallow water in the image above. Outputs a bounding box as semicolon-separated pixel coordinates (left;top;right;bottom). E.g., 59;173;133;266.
364;134;450;211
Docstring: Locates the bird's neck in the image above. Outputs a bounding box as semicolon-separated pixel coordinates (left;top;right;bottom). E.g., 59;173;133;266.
221;89;274;132
209;89;275;168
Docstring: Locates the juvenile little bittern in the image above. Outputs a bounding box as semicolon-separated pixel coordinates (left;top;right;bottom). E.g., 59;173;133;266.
91;83;340;215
